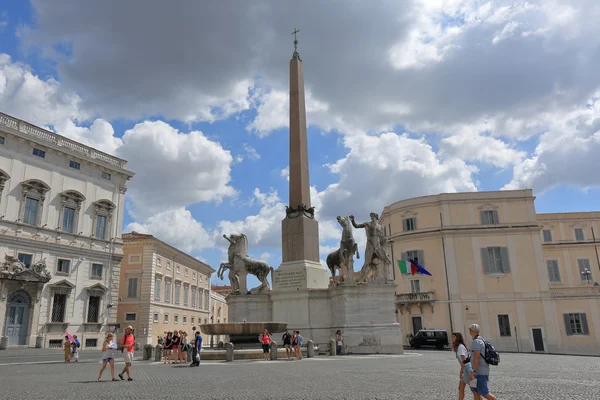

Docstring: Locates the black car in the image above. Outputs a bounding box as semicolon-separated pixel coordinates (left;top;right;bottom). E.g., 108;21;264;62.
409;329;449;349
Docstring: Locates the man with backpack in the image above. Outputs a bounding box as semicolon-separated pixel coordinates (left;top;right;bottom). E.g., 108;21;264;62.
118;325;135;381
469;324;498;400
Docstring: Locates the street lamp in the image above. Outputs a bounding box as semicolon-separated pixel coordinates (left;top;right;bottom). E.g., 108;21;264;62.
581;268;592;284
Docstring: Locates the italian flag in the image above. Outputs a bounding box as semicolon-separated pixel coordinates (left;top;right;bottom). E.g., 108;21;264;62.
398;260;417;275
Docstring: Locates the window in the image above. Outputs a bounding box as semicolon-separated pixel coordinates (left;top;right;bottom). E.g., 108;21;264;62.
480;210;499;225
0;136;4;145
157;256;162;267
62;207;75;233
101;171;111;180
96;215;107;239
164;314;169;323
574;228;585;241
49;339;63;348
32;148;46;158
153;313;159;322
51;293;67;322
204;318;208;324
403;250;424;267
565;313;589;335
167;261;171;270
92;200;114;240
17;253;32;268
192;272;196;280
85;338;98;348
91;263;103;278
481;247;510;274
546;260;561;283
185;268;189;277
191;287;197;308
129;255;140;263
174;315;179;324
23;197;39;225
125;313;136;321
165;280;172;303
205;291;210;310
183;285;189;307
87;296;101;323
542;230;552;243
175;282;181;305
127;278;138;298
403;217;417;232
176;265;180;274
57;259;70;275
578;259;592;282
191;317;195;325
69;160;80;170
183;316;187;324
198;289;203;309
410;280;421;293
154;276;161;301
498;315;511;337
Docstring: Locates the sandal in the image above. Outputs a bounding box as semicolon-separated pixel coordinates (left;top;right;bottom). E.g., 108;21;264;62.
112;378;119;381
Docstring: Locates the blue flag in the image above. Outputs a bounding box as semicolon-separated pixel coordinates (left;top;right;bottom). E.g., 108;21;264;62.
410;259;432;276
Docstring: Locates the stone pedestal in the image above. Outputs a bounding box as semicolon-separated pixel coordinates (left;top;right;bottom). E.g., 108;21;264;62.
273;260;329;291
227;294;272;323
329;283;403;354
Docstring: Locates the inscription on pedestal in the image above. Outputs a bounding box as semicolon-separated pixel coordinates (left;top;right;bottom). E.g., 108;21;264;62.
273;269;307;290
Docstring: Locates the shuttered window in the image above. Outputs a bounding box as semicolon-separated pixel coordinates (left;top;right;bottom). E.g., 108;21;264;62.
542;230;552;243
564;313;589;335
574;228;585;241
578;259;592;282
401;250;425;268
403;218;417;232
480;210;499;225
481;247;510;274
546;260;561;283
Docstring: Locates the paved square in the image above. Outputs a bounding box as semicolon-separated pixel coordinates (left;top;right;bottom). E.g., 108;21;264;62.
0;350;594;399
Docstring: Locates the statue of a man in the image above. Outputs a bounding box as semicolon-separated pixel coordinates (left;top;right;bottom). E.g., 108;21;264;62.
350;213;392;283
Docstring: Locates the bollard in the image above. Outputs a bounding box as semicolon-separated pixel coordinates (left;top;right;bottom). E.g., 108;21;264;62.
143;344;153;360
0;337;8;350
270;340;278;360
306;340;314;358
329;339;337;356
154;345;163;362
35;335;44;348
187;344;193;360
225;342;234;362
135;342;141;351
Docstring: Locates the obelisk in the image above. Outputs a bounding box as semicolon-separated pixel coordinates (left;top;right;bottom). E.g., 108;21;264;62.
274;29;329;291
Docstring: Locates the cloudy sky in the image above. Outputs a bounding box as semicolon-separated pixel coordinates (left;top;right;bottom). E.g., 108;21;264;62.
1;1;599;286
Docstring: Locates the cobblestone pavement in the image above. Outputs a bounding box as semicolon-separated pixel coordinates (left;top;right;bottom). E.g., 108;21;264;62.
0;350;593;399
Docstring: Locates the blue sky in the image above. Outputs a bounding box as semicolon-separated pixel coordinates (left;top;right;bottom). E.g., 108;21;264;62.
1;1;599;289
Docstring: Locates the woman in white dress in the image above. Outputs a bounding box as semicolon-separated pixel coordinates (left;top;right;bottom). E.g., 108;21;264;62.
98;332;119;381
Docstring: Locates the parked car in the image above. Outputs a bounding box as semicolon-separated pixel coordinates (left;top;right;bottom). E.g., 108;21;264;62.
409;329;449;349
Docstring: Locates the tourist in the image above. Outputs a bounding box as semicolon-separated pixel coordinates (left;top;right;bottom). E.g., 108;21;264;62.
181;331;189;364
469;324;497;400
98;332;118;381
282;329;293;360
295;331;303;360
190;331;202;367
118;325;135;381
163;332;172;364
63;336;72;363
72;335;80;362
452;332;473;400
260;329;272;360
171;331;181;364
335;330;343;355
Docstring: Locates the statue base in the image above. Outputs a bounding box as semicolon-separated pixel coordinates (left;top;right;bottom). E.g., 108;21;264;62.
226;293;272;323
272;260;329;291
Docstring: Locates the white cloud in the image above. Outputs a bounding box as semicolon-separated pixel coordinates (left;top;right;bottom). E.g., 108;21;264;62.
53;118;123;154
259;252;272;261
492;21;522;44
0;12;8;30
125;208;213;254
242;143;261;160
117;120;236;220
439;131;525;168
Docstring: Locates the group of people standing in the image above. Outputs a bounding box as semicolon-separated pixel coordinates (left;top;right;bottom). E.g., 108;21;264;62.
259;328;303;360
452;324;497;400
157;330;203;367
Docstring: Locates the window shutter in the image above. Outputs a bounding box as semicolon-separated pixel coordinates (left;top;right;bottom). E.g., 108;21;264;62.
581;314;589;335
413;218;417;230
401;252;407;261
402;219;407;232
481;248;491;274
480;211;486;224
500;247;511;273
564;314;573;336
492;210;499;224
416;250;425;267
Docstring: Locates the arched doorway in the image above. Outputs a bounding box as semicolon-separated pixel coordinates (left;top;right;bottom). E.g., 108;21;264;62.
3;290;32;346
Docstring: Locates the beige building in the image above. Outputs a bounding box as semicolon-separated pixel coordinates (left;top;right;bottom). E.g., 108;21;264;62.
208;290;228;346
381;189;600;356
117;232;214;346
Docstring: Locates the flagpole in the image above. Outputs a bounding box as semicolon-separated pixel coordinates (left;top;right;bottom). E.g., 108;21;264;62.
440;212;454;333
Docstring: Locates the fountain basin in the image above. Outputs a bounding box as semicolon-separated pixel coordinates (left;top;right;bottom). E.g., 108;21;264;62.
200;322;288;336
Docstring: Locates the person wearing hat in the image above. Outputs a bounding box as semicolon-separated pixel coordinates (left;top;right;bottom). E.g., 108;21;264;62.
118;325;135;381
469;324;497;400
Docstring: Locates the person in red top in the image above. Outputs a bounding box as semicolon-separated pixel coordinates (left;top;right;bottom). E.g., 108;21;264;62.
118;326;135;381
259;329;271;360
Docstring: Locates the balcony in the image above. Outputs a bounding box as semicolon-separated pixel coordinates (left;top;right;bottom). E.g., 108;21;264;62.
396;291;436;314
550;286;600;298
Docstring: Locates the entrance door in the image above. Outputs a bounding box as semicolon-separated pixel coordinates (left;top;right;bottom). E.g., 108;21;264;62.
3;291;31;346
412;316;423;335
532;328;544;352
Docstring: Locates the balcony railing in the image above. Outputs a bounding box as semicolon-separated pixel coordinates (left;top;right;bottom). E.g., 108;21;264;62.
396;291;436;303
0;112;127;169
550;286;600;298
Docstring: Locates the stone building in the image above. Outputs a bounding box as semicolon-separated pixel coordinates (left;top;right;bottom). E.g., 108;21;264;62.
209;290;228;346
117;232;214;346
0;112;133;350
381;189;600;355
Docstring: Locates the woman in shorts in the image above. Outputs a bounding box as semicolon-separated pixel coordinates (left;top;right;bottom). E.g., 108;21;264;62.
171;331;181;364
260;329;271;360
180;331;189;364
452;332;473;400
163;332;172;364
98;332;118;381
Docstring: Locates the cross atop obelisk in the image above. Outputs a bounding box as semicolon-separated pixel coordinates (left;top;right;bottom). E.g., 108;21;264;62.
292;28;301;61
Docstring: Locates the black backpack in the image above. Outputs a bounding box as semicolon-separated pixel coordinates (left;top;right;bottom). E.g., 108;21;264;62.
477;336;500;366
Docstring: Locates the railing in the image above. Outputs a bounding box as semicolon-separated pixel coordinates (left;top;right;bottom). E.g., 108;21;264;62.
0;112;127;169
396;291;436;303
550;286;600;298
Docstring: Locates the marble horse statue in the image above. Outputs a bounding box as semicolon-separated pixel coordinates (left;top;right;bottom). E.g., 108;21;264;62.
218;233;274;295
326;216;360;284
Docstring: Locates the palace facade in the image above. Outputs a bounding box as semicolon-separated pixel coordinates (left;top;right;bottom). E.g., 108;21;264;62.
382;189;600;356
0;112;133;350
